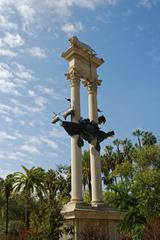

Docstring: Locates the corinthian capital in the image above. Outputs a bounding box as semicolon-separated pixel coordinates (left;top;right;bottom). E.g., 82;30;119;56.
65;66;81;81
87;82;97;94
82;78;102;88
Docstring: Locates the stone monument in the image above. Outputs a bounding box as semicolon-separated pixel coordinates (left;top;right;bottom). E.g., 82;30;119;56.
52;37;124;240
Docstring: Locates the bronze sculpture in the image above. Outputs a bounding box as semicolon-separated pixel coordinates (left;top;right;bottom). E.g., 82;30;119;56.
51;110;114;152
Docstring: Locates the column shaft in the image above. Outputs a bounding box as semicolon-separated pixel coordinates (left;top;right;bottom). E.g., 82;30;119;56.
88;83;103;206
70;78;82;202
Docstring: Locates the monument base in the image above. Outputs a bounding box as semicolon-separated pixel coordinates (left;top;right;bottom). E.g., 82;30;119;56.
61;201;124;240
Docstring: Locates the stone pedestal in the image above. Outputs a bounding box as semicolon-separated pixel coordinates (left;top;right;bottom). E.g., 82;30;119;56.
61;204;124;240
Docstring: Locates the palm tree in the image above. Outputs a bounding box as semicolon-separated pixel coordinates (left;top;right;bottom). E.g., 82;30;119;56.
45;169;59;203
142;131;157;147
101;145;114;186
122;138;134;164
0;178;5;220
44;169;64;239
82;150;91;197
13;166;45;228
133;129;143;148
56;165;71;199
113;138;123;152
4;175;14;236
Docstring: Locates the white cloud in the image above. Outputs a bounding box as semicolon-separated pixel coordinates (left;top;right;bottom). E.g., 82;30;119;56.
0;168;12;178
147;48;160;62
0;102;25;116
0;0;122;176
0;15;17;31
16;1;36;31
61;22;84;34
42;138;59;150
0;132;17;141
34;95;46;108
0;32;24;48
25;47;48;58
50;0;119;11
0;63;20;95
0;131;22;141
0;0;120;34
18;120;35;127
0;79;19;95
137;0;158;8
2;116;12;123
36;84;62;100
14;63;34;80
20;134;59;156
21;144;40;154
0;63;28;95
9;85;47;115
0;62;35;96
0;151;26;161
0;48;17;57
37;85;53;95
27;89;47;112
96;12;113;24
0;103;12;115
10;97;46;115
28;90;36;97
137;24;149;31
50;128;67;139
26;136;42;146
0;63;13;78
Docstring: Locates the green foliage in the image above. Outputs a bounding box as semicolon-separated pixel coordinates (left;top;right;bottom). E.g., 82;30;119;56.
0;165;70;239
118;206;146;240
0;129;159;240
8;220;25;236
103;130;160;239
103;191;116;207
83;190;91;204
82;150;91;197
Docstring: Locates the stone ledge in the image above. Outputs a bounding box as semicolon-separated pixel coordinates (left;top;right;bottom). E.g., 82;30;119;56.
61;201;125;220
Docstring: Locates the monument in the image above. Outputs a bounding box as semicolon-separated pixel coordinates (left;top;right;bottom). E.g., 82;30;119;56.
52;37;124;240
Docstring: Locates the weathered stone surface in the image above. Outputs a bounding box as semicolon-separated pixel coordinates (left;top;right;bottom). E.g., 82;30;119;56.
61;203;124;240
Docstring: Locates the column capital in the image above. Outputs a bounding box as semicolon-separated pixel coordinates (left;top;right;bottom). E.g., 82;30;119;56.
65;67;81;87
82;79;102;88
83;79;102;94
65;66;81;80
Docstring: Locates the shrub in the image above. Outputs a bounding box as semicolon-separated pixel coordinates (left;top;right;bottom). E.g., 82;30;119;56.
79;225;108;240
142;219;160;240
8;220;25;236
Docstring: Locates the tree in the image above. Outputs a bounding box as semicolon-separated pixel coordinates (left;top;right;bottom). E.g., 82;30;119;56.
132;129;143;148
4;175;14;236
102;133;160;240
101;145;115;187
117;145;160;239
141;131;157;147
82;150;91;198
0;178;5;222
56;165;71;201
13;166;45;228
28;166;69;240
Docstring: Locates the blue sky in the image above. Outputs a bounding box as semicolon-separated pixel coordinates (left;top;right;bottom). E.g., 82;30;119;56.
0;0;160;177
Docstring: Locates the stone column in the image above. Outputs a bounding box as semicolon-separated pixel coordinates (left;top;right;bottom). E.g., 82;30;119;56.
69;71;83;203
87;82;103;207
